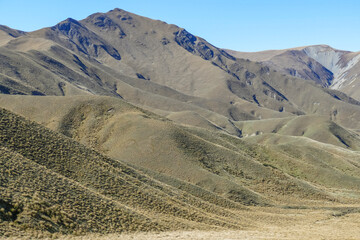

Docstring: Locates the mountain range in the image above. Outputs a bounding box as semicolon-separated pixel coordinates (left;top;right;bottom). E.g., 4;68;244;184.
0;8;360;239
226;45;360;100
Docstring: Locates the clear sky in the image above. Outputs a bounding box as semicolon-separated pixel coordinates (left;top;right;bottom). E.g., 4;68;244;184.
0;0;359;52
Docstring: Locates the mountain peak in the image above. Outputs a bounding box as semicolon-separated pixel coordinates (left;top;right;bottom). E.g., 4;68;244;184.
58;18;82;27
0;24;26;37
52;17;83;33
109;8;124;12
303;44;349;53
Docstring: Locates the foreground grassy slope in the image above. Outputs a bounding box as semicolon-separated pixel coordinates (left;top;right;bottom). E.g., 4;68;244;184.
0;107;261;237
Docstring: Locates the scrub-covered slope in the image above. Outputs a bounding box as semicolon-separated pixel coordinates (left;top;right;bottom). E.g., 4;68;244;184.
0;107;256;237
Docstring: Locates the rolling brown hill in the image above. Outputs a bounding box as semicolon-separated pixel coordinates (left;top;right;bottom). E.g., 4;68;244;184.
1;95;360;201
1;106;256;238
1;96;360;238
0;25;25;46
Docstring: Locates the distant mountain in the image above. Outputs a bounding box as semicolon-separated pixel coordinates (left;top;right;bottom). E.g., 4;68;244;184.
1;9;360;135
226;45;360;100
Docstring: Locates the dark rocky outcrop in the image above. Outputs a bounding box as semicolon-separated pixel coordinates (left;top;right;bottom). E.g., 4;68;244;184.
51;18;121;60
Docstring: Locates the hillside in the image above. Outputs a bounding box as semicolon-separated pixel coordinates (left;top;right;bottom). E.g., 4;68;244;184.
0;25;25;46
2;95;360;201
1;96;360;238
0;7;360;239
1;106;259;237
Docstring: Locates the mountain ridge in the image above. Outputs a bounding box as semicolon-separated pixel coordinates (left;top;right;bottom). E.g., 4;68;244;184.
1;8;360;146
225;45;360;100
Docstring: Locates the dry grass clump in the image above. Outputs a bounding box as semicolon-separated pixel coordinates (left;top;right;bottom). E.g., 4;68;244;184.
0;146;164;237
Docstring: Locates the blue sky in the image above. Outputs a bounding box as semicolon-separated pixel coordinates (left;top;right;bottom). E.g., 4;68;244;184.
0;0;359;52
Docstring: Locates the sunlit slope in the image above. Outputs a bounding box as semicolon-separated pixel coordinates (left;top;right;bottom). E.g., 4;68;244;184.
236;115;360;150
0;38;272;135
245;133;360;193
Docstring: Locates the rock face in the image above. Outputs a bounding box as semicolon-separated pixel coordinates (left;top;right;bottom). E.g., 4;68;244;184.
50;18;121;60
278;50;334;87
303;46;360;93
174;29;214;60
